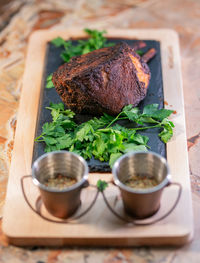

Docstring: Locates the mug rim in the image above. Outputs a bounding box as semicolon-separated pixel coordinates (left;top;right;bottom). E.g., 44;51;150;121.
32;151;89;193
112;151;171;194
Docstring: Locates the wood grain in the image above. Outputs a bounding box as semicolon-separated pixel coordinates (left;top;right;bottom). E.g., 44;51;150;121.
2;29;193;246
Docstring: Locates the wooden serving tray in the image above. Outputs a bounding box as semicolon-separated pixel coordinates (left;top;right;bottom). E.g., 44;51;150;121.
2;29;193;246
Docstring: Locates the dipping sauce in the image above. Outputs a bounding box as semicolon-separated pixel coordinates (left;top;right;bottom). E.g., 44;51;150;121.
124;174;158;189
45;173;77;190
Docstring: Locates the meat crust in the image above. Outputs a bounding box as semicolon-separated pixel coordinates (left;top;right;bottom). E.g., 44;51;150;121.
52;42;151;115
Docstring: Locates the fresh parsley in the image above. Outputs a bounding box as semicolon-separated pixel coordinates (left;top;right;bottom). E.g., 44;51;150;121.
97;180;108;192
35;103;174;167
45;74;54;89
51;28;114;63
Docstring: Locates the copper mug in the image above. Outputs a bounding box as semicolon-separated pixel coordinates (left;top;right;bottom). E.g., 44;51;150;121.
112;151;177;219
31;151;89;219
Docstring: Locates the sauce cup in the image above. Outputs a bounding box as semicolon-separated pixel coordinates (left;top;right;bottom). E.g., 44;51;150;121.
31;151;89;219
112;151;171;219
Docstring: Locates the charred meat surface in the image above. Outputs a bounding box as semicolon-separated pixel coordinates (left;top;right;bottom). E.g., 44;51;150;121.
52;42;151;115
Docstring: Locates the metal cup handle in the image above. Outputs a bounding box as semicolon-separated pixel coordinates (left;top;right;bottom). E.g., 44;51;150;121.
21;175;99;224
102;181;182;225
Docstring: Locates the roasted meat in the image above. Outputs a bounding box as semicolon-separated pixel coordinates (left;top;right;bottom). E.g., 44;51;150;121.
52;42;151;115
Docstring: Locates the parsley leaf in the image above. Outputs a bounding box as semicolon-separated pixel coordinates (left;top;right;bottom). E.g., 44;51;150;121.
143;104;159;115
76;123;93;142
142;104;173;121
122;105;140;122
159;118;174;143
51;37;67;47
97;180;108;192
45;74;54;89
47;102;64;111
130;133;149;146
123;143;148;153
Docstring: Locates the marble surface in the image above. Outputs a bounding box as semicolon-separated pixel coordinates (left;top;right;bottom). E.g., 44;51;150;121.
0;0;200;262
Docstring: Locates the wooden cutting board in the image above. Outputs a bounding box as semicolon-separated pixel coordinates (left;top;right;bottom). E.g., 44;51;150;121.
2;29;193;246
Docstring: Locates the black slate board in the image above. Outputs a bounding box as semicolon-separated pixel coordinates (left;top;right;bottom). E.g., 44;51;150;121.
33;38;165;172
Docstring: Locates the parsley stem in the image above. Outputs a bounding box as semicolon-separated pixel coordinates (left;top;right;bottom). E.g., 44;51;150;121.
133;124;160;131
35;134;43;141
106;112;123;128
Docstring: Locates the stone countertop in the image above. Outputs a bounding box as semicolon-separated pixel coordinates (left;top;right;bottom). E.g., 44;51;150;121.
0;0;200;262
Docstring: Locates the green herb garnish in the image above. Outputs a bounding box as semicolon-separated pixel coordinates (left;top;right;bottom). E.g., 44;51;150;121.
45;74;54;89
35;103;174;167
51;28;114;63
97;180;108;192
